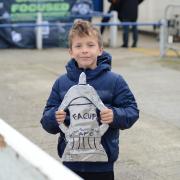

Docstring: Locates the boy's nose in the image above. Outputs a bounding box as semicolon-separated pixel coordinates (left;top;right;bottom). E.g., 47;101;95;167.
82;46;88;53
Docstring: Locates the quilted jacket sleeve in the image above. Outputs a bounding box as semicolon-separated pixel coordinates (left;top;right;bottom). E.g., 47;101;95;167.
110;75;139;130
40;79;61;134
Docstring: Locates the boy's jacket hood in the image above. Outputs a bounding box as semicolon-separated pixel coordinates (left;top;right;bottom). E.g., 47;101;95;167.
66;51;112;82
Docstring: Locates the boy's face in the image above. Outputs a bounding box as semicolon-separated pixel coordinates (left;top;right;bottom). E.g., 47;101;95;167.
69;35;103;69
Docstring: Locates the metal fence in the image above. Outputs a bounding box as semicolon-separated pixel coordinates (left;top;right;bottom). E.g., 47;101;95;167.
0;11;175;58
164;5;180;57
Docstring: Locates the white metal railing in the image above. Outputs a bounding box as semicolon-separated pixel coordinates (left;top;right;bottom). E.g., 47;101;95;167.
0;118;82;180
35;11;166;57
163;5;180;57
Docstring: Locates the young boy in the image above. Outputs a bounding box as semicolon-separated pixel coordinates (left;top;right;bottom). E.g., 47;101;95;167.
41;20;139;180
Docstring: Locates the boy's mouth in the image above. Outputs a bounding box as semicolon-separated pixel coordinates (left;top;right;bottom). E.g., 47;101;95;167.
80;57;91;60
80;56;90;58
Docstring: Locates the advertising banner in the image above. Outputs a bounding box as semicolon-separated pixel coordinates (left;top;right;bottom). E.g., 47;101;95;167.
0;0;93;48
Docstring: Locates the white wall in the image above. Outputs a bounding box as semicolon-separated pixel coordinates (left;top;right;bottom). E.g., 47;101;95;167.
138;0;180;32
103;0;180;32
139;0;180;22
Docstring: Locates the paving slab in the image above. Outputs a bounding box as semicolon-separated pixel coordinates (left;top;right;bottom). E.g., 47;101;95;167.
0;33;180;180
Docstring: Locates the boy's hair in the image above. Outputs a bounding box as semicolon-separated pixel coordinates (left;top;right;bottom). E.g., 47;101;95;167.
68;19;103;48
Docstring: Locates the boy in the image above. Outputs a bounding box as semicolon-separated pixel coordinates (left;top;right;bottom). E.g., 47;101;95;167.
41;20;139;180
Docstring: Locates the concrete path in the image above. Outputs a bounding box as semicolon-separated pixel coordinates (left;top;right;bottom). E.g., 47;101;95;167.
0;34;180;180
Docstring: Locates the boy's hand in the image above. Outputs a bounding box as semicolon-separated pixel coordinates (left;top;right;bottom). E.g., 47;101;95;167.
55;110;66;124
100;108;114;124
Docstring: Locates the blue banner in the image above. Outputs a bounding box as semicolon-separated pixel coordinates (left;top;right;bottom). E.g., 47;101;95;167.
0;0;94;48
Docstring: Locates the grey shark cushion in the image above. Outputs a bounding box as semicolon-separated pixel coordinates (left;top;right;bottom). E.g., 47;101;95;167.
58;72;109;162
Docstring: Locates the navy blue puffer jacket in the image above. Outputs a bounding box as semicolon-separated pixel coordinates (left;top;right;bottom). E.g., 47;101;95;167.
40;51;139;172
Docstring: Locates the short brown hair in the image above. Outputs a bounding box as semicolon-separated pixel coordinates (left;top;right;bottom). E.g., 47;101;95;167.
68;19;103;48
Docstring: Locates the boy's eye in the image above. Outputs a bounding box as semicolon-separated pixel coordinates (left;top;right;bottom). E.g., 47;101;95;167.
88;44;95;47
75;45;81;48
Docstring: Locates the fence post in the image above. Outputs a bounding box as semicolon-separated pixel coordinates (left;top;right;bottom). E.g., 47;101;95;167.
160;19;167;57
110;11;118;48
36;12;43;50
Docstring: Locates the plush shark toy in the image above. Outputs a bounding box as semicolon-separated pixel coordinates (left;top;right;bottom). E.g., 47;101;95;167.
58;72;109;162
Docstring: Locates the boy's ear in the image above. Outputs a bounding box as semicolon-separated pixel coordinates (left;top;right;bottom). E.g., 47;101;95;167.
69;48;73;58
99;47;104;56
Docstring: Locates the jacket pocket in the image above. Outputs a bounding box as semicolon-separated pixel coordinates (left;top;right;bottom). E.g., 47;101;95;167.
102;129;119;162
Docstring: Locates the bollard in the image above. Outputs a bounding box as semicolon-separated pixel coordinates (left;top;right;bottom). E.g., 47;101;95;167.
160;19;168;57
109;11;118;48
36;12;43;50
